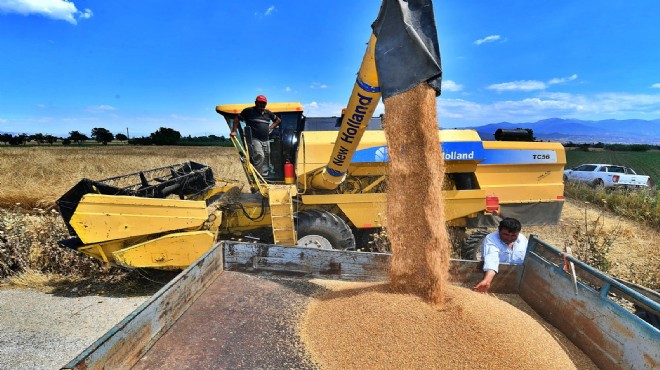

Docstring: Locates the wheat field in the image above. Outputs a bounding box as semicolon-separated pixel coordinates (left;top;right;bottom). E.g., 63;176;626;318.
0;146;246;209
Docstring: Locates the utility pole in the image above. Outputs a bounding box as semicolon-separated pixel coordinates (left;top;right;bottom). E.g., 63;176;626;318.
126;127;130;140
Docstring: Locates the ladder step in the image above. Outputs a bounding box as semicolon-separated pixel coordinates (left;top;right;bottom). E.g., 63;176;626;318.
267;184;297;246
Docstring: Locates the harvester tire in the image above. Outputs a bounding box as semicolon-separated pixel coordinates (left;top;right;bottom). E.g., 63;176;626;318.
461;230;490;260
295;210;356;250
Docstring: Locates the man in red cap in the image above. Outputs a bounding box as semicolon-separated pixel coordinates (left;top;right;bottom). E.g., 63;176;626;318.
230;95;281;177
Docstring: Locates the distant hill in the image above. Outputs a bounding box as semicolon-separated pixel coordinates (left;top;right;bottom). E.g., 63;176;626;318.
469;118;660;144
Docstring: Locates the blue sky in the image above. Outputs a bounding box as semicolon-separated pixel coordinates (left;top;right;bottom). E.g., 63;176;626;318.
1;0;659;138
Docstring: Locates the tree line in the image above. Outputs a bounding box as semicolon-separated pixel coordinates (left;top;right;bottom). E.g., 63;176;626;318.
563;142;660;152
0;127;231;146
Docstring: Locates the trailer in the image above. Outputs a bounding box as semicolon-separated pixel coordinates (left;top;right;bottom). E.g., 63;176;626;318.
62;236;659;370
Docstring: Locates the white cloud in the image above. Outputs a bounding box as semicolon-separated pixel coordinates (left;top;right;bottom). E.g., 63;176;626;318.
0;0;93;24
438;91;660;127
303;101;344;117
651;83;660;89
255;5;275;18
442;80;462;92
303;100;384;118
309;82;328;89
86;105;116;113
285;86;292;92
487;80;546;92
474;35;501;45
548;74;578;85
488;74;578;92
78;8;92;19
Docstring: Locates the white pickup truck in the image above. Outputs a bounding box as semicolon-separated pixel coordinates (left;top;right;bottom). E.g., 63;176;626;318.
563;163;651;189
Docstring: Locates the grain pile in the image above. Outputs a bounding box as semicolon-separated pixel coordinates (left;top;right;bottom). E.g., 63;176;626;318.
383;83;451;304
300;280;596;370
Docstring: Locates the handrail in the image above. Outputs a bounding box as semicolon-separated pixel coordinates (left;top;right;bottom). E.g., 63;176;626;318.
527;234;660;320
230;135;269;197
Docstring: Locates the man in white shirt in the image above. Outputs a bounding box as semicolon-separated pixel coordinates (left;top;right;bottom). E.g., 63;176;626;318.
473;218;528;293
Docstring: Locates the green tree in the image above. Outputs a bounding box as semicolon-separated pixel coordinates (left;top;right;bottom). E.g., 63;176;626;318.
45;135;57;145
69;131;89;144
0;133;11;145
18;134;28;145
150;127;181;145
115;133;128;142
91;127;114;145
30;133;45;145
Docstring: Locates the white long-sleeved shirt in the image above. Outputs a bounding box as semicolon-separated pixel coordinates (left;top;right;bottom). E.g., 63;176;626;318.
482;231;528;273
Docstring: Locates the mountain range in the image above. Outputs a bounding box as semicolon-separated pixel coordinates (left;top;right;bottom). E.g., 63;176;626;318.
469;118;660;144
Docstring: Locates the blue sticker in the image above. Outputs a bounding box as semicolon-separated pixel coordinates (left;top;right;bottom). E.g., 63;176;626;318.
353;141;486;162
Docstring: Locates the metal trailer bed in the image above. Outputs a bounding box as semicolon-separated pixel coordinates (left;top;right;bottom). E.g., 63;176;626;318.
62;236;659;370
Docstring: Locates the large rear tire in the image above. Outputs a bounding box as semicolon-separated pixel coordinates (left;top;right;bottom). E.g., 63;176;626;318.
295;210;356;250
460;230;490;260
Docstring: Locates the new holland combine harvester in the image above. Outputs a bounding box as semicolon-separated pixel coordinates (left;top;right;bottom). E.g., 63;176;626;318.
56;1;657;368
57;106;567;269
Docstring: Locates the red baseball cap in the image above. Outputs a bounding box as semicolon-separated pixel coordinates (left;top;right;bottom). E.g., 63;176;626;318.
256;95;268;103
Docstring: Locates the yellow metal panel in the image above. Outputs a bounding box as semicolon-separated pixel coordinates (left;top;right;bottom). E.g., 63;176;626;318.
337;203;385;228
442;189;489;221
70;194;209;244
303;189;486;227
78;240;125;263
112;231;215;269
215;102;303;115
476;141;566;204
302;193;384;205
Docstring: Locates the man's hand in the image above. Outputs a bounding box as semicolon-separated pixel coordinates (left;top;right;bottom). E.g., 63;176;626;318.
473;270;496;293
230;131;237;137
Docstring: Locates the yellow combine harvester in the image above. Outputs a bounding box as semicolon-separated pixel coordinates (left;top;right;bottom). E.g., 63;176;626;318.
56;0;565;270
56;108;566;270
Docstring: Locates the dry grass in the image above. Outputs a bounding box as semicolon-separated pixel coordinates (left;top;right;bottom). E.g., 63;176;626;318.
0;146;245;287
564;181;660;230
0;146;246;208
526;199;660;289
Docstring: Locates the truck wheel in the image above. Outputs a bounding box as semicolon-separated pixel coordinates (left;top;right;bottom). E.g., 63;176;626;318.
295;210;356;250
593;178;605;189
460;230;489;260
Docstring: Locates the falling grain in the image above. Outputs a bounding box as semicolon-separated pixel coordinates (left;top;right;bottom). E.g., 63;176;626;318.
383;83;450;304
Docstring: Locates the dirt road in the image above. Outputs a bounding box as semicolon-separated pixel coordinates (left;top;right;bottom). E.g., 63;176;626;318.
0;288;148;370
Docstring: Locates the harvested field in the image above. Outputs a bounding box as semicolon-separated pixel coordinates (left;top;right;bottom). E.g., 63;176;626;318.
0;145;245;209
526;198;659;289
301;280;597;370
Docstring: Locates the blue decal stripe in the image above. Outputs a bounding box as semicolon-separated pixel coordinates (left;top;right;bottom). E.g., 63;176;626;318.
356;77;381;93
326;167;346;177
